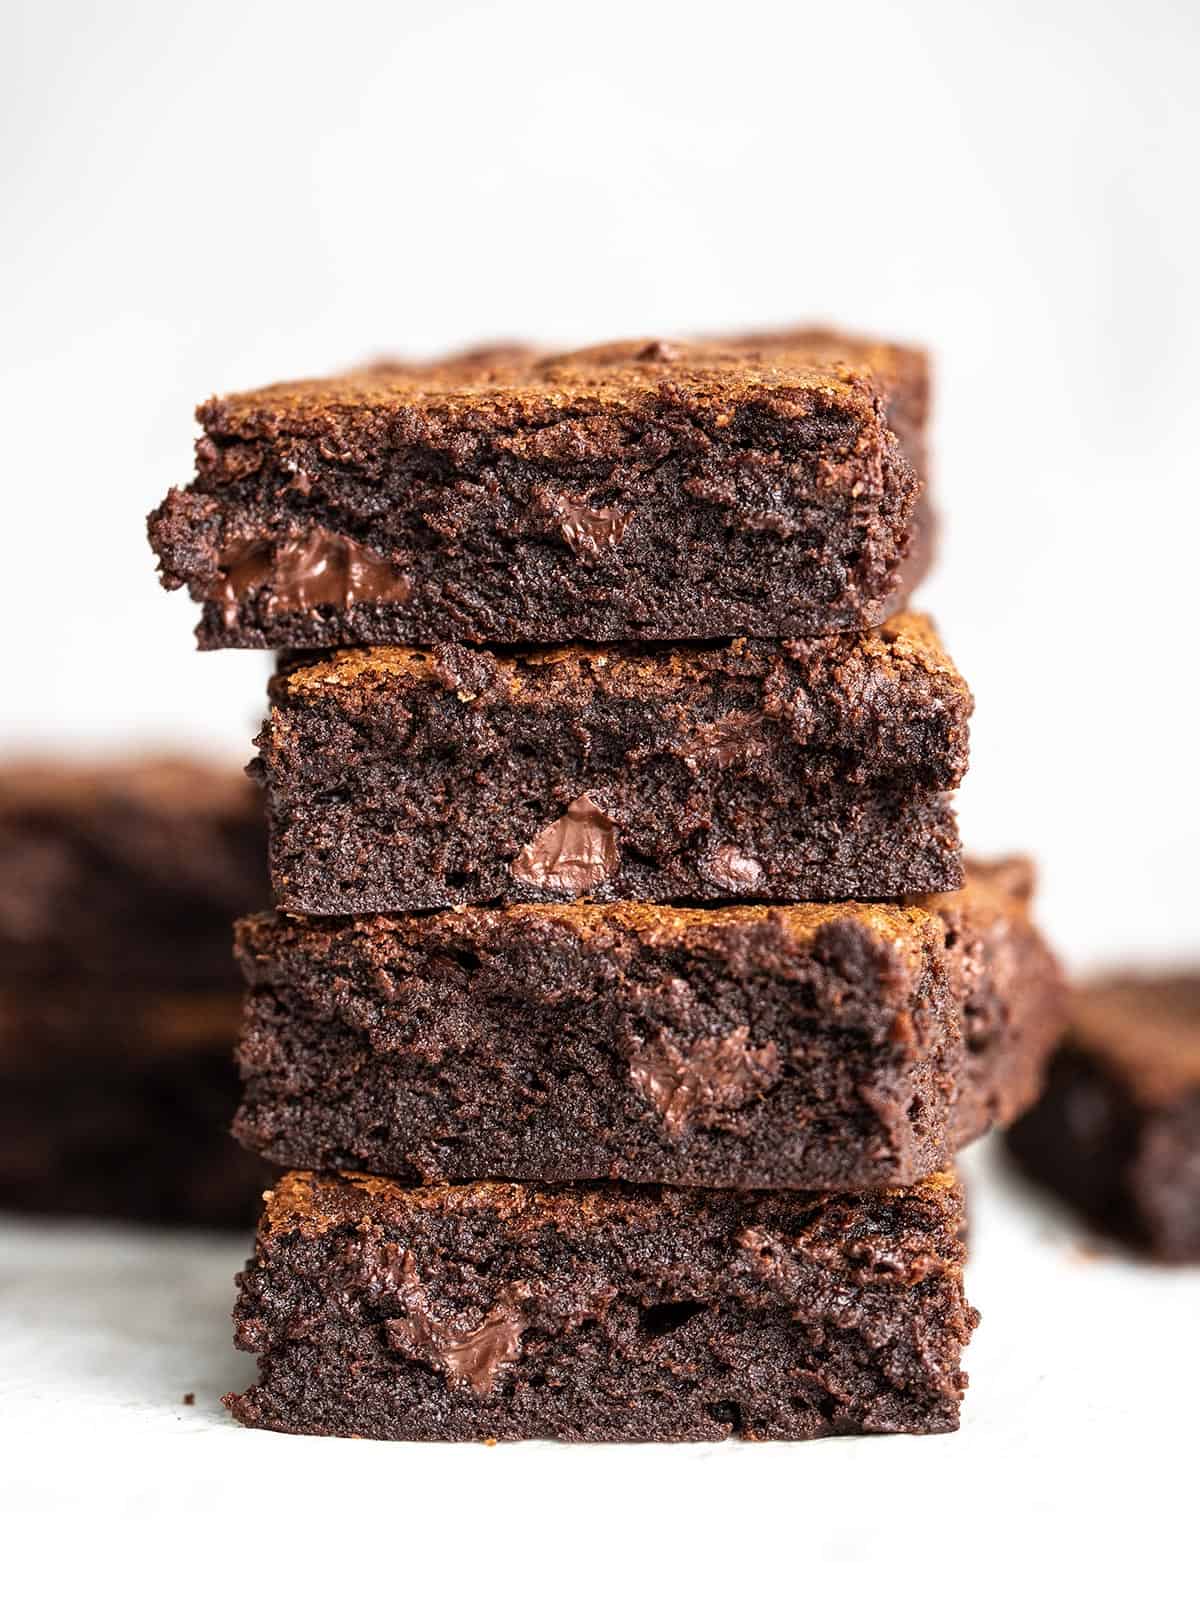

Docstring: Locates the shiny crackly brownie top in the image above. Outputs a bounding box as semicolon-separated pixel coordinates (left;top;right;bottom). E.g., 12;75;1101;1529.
199;327;927;433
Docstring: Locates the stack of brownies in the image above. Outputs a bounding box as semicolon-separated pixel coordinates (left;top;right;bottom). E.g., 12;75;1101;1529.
149;330;1065;1441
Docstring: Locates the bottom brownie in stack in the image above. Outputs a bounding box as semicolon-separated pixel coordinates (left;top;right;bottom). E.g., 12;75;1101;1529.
0;758;270;1226
226;1169;975;1441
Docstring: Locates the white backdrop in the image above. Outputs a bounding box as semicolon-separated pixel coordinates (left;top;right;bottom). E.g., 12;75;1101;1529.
3;0;1197;973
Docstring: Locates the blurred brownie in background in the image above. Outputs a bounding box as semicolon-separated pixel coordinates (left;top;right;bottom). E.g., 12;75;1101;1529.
0;758;271;1227
1006;973;1200;1261
0;990;267;1225
0;758;268;988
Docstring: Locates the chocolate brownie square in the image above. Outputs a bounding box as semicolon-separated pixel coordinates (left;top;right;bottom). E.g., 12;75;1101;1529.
1007;973;1200;1260
149;330;930;648
255;612;969;913
225;1168;976;1441
0;989;268;1226
0;758;267;989
258;611;970;911
232;860;1063;1191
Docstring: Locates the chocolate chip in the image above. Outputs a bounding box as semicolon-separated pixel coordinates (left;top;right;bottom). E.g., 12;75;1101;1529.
511;794;618;893
553;496;631;562
705;845;764;892
628;1027;780;1138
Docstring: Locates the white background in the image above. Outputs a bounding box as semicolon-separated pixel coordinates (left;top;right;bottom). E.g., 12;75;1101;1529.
2;1;1198;1585
3;0;1197;971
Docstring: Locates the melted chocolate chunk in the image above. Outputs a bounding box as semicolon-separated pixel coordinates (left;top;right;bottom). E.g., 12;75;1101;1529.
553;496;631;562
510;794;618;893
628;1027;780;1138
213;528;412;626
369;1244;528;1397
705;845;765;892
682;711;769;772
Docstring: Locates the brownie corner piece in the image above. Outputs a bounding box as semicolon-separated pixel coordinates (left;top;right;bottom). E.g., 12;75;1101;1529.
149;329;929;648
256;611;972;914
1006;972;1200;1260
224;1168;976;1442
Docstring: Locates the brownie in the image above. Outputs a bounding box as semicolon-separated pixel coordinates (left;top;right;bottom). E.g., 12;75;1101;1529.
0;989;268;1227
256;612;970;913
148;330;932;648
1007;973;1200;1261
233;860;1063;1191
225;1167;975;1441
0;758;267;988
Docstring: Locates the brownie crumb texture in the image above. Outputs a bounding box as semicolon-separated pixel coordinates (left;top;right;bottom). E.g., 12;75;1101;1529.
254;614;972;912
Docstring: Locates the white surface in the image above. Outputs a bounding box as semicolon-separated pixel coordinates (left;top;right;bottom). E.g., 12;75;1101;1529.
2;0;1199;972
2;1140;1197;1588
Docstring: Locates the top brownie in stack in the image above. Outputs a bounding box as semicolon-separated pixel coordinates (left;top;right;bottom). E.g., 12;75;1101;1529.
148;331;930;648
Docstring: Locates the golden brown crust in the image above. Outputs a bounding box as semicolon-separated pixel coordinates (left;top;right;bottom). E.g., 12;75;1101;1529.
262;1165;962;1243
280;610;959;701
203;329;924;434
265;893;937;959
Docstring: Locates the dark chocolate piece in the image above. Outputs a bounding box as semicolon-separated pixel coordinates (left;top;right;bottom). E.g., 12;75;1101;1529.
213;528;414;629
233;861;1064;1190
225;1168;976;1441
149;330;932;647
0;759;267;988
255;613;971;913
1007;973;1200;1261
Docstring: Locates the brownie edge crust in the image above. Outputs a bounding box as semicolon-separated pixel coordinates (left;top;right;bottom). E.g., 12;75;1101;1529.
225;1169;976;1442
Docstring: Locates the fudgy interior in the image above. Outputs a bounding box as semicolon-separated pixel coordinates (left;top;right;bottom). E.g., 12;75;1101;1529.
226;1169;976;1442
